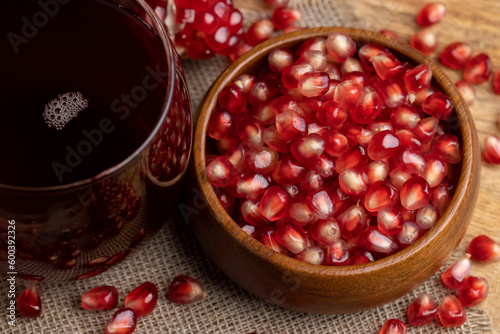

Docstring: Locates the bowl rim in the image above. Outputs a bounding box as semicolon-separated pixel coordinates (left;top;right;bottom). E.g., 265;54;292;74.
194;27;478;278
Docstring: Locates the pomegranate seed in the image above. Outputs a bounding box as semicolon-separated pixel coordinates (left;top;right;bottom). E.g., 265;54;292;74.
322;129;349;157
271;7;302;30
364;180;399;212
341;59;365;76
282;63;314;90
396;129;423;151
260;185;292;221
417;2;446;27
407;292;438;326
297;50;328;71
393;148;426;174
350;86;383;124
206;156;236;187
422;92;454;120
350;250;375;264
412;116;439;144
236;173;269;201
338;204;367;239
219;83;247;114
76;268;108;280
396;221;423;247
105;308;137;334
342;122;374;146
360;226;397;254
389;168;412;190
455;80;475;106
338;168;369;196
484;135;500;164
315;101;347;128
272;154;307;184
244;147;279;174
275;110;307;139
288;202;318;226
275;221;307;254
309;218;340;246
459;276;489;307
226;144;246;172
390;105;421;130
326;32;356;63
432;134;462;164
124;282;158;317
81;286;119;311
17;285;42;318
363;160;389;184
305;189;334;219
334;80;363;110
169;275;207;304
295;246;325;265
368;120;394;133
240;199;269;227
246;19;274;47
255;226;287;253
371;53;405;80
216;187;235;215
440;42;473;70
208;108;234;140
299;170;324;195
467;235;500;262
248;80;278;107
438;295;467;328
185;37;216;60
298;71;330;97
312;153;336;179
404;64;432;93
421;155;447;187
233;74;256;93
493;70;500;95
290;134;325;166
463;53;492;84
431;183;451;215
358;43;390;69
263;125;291;153
324;239;350;265
268;48;294;73
216;134;239;154
193;9;219;35
377;207;404;236
367;130;400;160
410;28;438;56
335;144;369;173
379;319;407;334
400;176;431;210
441;255;472;289
379;29;400;40
378;79;410;108
415;204;440;230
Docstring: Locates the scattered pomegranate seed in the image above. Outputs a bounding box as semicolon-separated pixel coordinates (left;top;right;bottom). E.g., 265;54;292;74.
455;80;475;106
271;7;302;30
493;70;500;95
463;53;492;84
441;255;472;289
379;319;407;334
438;295;467;328
407;292;438;326
169;275;207;305
246;19;274;47
440;42;473;70
124;282;158;317
17;285;42;318
416;2;446;27
81;286;119;311
459;276;489;307
467;235;500;262
484;135;500;164
410;28;438;56
105;308;137;334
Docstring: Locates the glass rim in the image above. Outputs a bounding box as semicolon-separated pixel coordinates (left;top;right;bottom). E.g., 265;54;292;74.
0;0;177;194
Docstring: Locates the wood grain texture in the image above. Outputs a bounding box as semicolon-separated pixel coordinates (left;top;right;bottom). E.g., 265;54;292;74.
190;27;480;314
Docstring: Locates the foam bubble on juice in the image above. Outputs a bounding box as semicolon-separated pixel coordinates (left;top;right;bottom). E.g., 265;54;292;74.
43;91;89;130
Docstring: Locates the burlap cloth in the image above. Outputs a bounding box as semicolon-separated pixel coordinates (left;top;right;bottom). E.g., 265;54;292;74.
1;0;494;333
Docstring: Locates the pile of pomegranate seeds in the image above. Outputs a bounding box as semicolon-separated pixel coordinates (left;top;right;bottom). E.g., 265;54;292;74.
206;31;463;266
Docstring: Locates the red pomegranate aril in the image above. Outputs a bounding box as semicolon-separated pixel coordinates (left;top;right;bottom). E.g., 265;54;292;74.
390;105;421;130
295;246;325;265
368;120;394;133
322;130;349;157
275;221;307;254
438;295;467;328
467;235;500;262
193;9;219;35
244;147;279;174
305;189;334;219
389;168;412;190
396;129;423;151
335;145;369;173
282;63;314;89
219;83;247;114
396;221;423;247
441;255;472;289
297;50;328;71
260;185;292;221
248;80;278;107
431;183;451;215
417;2;446;27
185;36;217;60
271;7;301;30
169;275;207;305
208;108;234;140
268;48;294;74
272;154;308;184
339;168;369;196
324;239;350;265
393;148;426;174
309;218;340;246
379;319;407;334
334;80;363;110
463;53;492;84
341;122;374;146
412;116;439;144
400;176;431;210
233;74;256;93
365;180;399;212
81;286;118;311
263;125;291;153
380;29;400;40
422;92;454;120
236;116;265;148
226;144;246;172
105;308;137;334
216;187;235;215
415;204;440;230
298;71;330;97
216;134;240;154
18;285;41;318
316;100;347;128
455;80;475;106
371;53;405;80
288;202;318;226
379;79;410;108
350;250;374;264
404;64;432;93
367;130;400;160
341;59;365;76
338;204;367;239
432;134;462;164
254;226;286;253
350;86;383;124
206;156;236;187
240;199;269;227
493;70;500;95
410;28;438;56
275;110;307;139
246;19;274;47
377;207;404;236
407;292;438;326
325;32;356;63
360;226;397;254
421;155;447;187
363;160;389;184
124;282;158;317
358;43;390;69
440;42;473;70
459;276;489;307
236;173;269;201
484;135;500;164
299;170;324;195
313;153;336;179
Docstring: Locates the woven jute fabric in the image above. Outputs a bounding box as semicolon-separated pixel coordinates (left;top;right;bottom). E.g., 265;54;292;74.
0;1;493;333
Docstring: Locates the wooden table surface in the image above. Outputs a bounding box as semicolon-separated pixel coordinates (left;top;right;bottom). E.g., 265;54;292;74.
236;0;500;331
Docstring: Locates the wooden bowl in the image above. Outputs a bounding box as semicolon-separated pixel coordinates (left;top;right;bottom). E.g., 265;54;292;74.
188;27;480;314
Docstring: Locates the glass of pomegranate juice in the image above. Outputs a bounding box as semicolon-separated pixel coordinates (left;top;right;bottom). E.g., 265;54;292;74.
0;0;192;281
